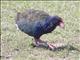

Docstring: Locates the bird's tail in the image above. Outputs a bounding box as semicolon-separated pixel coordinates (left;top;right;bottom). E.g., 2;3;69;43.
11;9;21;23
15;12;21;30
15;12;21;23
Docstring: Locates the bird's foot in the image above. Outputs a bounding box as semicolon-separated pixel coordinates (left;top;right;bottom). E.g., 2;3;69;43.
47;43;67;51
32;40;48;48
32;39;66;51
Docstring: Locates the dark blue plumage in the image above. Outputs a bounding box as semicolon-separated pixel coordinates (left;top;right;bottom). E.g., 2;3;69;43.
16;9;63;39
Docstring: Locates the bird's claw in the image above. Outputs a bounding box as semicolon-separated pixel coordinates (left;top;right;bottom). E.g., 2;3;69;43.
32;42;67;51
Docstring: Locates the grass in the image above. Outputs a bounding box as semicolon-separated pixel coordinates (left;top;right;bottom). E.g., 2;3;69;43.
1;1;80;60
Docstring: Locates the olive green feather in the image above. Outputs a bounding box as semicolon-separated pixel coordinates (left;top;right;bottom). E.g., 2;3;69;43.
17;9;49;22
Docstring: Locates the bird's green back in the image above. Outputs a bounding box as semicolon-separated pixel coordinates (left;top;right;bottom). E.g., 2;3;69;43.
20;9;49;22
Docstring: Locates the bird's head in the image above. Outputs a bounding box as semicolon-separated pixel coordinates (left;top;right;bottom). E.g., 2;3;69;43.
52;16;64;29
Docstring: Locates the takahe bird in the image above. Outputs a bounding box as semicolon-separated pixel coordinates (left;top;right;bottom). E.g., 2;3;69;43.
15;9;64;50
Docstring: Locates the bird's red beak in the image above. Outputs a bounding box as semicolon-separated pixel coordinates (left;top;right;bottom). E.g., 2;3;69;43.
59;22;64;29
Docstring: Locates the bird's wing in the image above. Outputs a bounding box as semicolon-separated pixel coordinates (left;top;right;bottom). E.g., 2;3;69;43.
21;9;49;22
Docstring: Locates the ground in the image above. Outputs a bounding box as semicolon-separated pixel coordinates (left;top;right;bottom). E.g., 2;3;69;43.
1;1;80;60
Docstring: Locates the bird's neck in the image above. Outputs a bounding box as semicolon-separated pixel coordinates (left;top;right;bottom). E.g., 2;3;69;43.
46;16;57;27
43;16;57;32
47;16;60;26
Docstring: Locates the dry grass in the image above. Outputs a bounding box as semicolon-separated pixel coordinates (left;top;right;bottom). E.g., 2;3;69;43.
1;1;80;60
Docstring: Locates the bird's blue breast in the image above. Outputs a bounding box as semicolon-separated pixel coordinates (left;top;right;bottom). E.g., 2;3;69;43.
16;16;58;38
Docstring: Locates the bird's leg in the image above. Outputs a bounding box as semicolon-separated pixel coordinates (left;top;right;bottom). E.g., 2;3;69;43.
33;38;56;50
33;38;46;46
